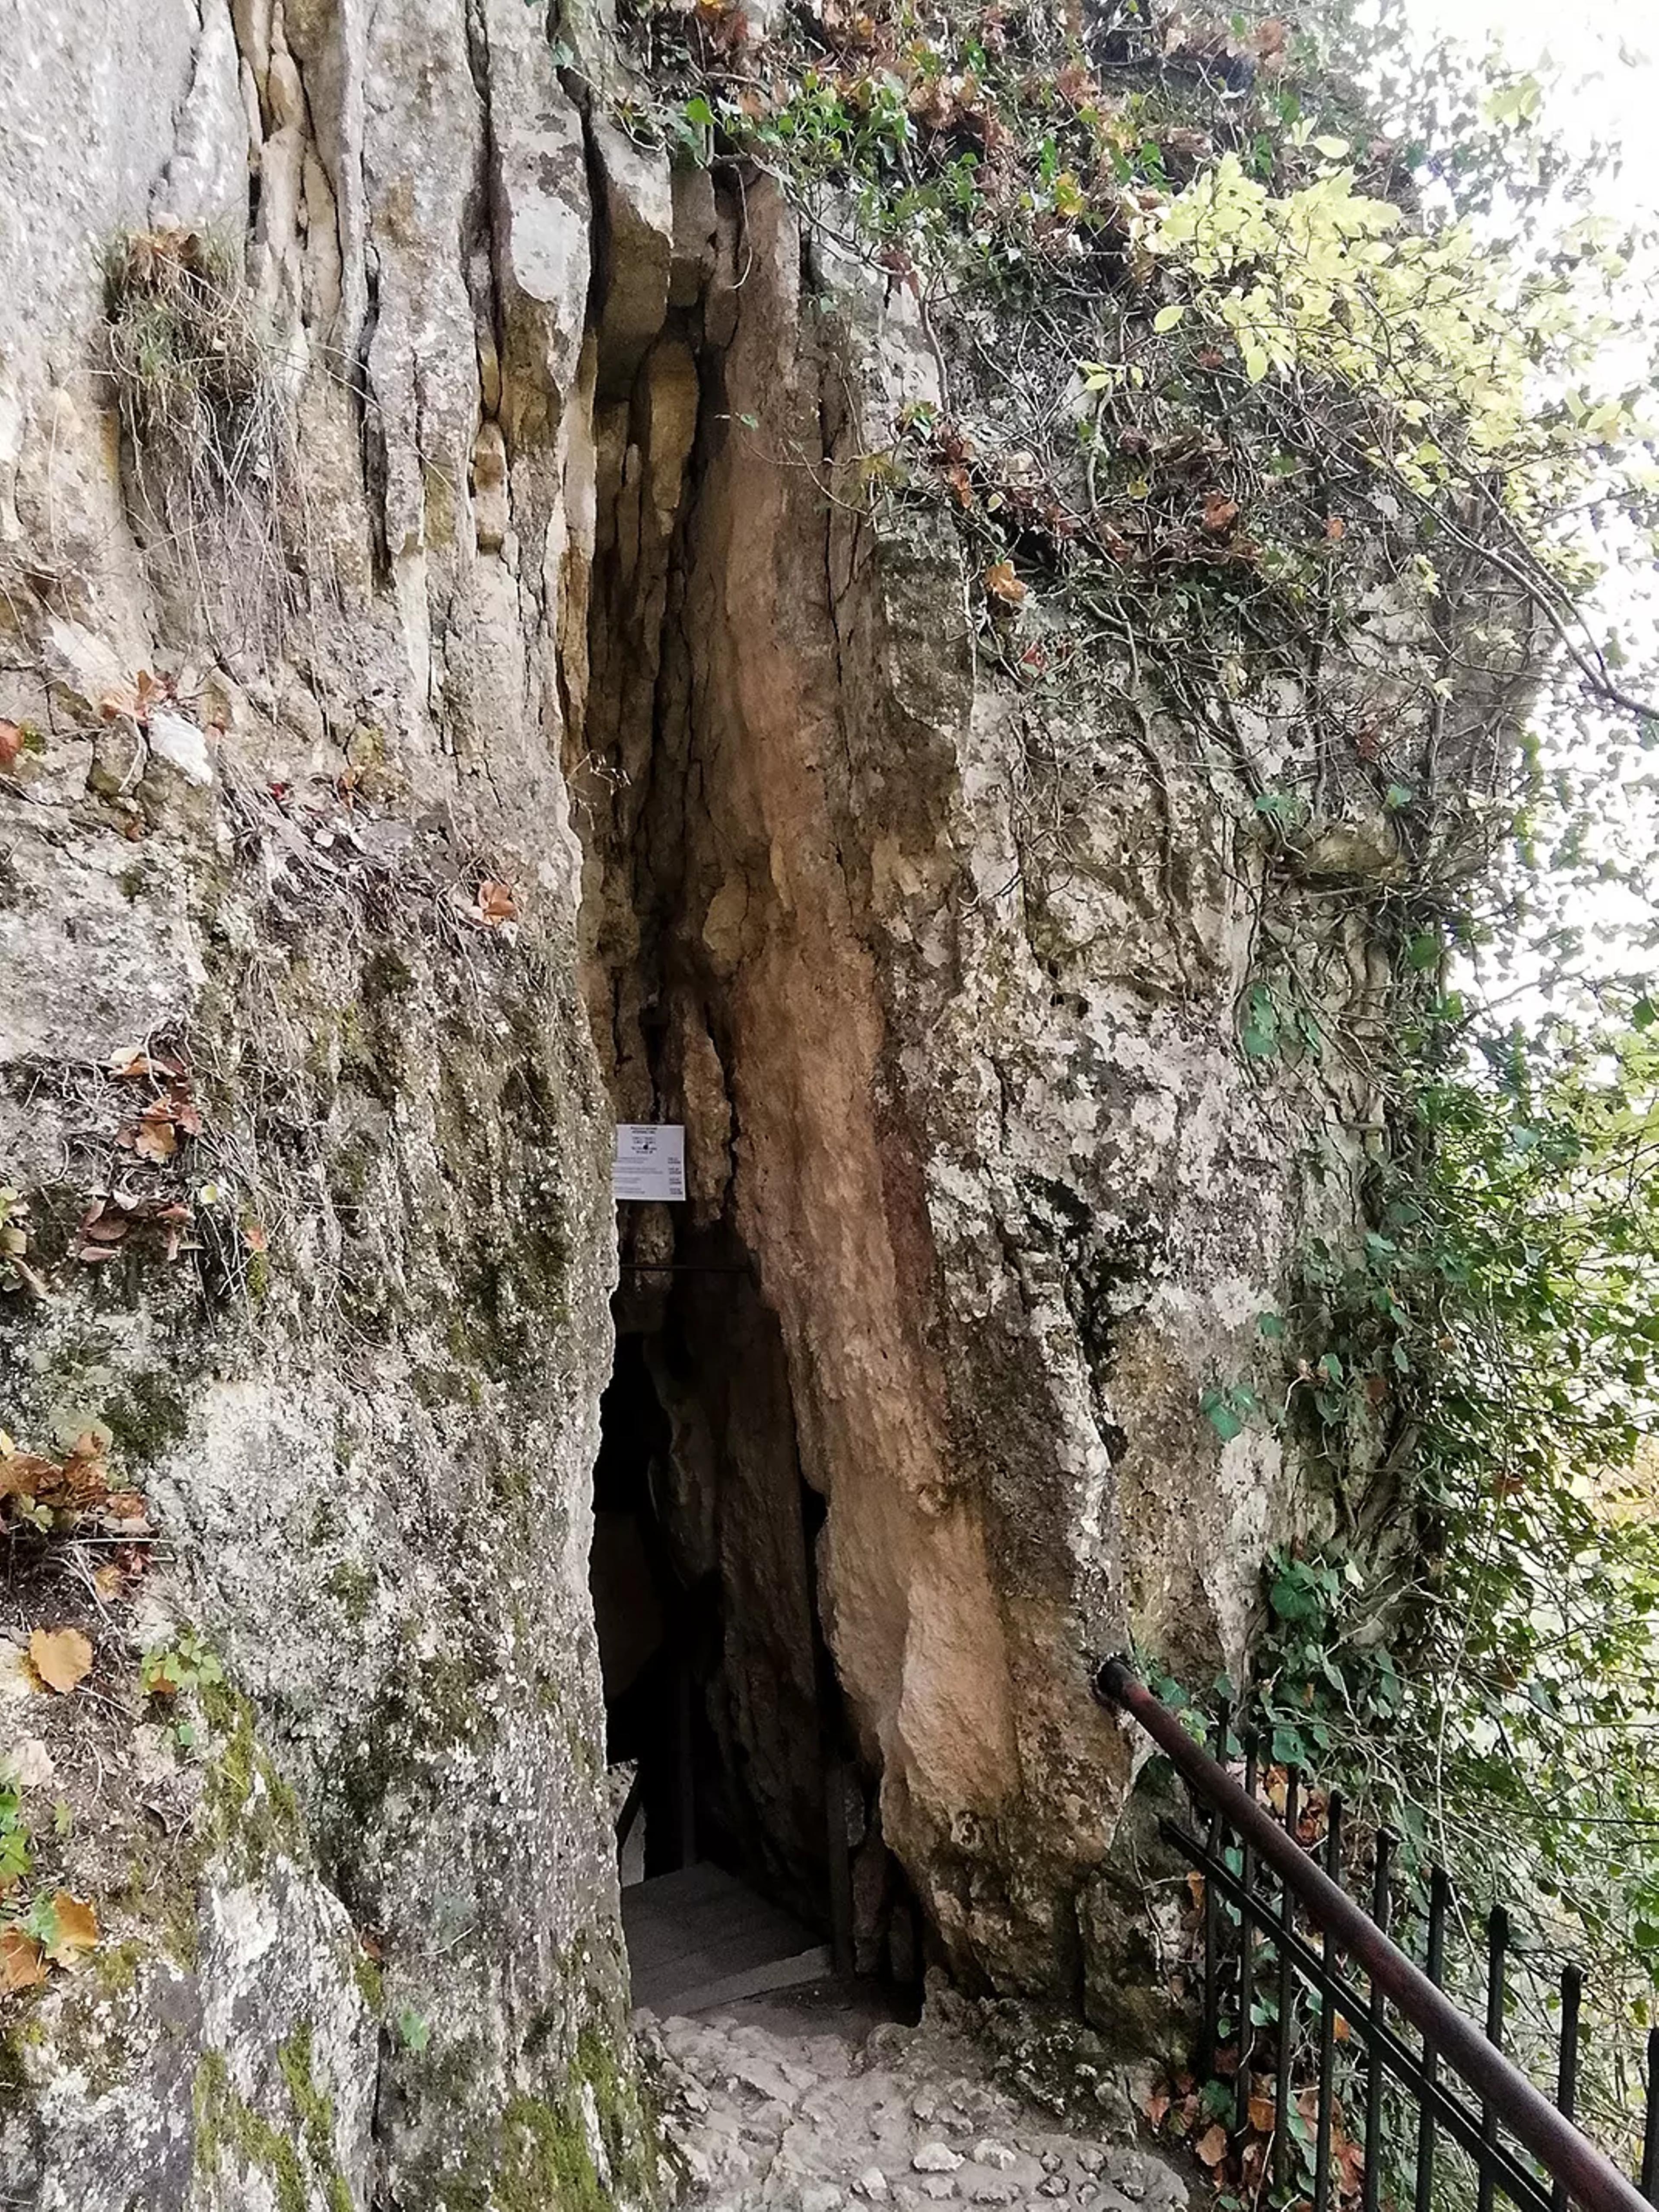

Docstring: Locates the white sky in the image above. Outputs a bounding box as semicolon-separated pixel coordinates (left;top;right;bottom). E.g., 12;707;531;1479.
1402;0;1658;216
1386;0;1659;999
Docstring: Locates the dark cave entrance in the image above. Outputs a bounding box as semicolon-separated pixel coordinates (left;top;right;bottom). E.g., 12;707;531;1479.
588;1259;864;2007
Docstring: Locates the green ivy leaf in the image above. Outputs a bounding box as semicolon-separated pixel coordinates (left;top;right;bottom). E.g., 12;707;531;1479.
1201;1390;1245;1442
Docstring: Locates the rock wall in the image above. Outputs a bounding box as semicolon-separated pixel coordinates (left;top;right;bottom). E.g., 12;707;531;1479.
0;0;1384;2198
0;0;646;2204
573;174;1363;2002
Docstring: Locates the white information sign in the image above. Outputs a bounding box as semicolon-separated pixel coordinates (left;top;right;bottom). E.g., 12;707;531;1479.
613;1123;686;1203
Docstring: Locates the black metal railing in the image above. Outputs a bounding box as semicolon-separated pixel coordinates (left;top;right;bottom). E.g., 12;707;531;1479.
1094;1658;1659;2212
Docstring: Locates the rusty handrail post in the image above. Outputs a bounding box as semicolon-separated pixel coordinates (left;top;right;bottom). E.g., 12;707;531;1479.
1094;1656;1652;2212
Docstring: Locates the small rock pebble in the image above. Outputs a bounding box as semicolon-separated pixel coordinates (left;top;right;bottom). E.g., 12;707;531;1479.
914;2145;964;2174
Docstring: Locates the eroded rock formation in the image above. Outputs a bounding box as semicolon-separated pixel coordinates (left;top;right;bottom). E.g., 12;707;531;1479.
0;0;1392;2200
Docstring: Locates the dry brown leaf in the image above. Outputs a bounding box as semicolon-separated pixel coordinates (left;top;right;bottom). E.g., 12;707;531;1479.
108;1045;188;1079
476;879;519;925
92;1563;126;1601
0;720;21;770
1248;2094;1276;2133
1194;2124;1229;2168
0;1452;60;1502
45;1893;99;1965
29;1626;93;1695
1140;2084;1172;2127
1201;491;1241;534
1185;1869;1205;1909
241;1219;269;1254
0;1930;45;1991
1332;2011;1350;2042
132;1118;179;1162
984;559;1026;605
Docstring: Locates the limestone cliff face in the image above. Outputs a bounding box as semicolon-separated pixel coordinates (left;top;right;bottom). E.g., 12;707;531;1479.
0;0;1372;2199
1;1;634;2204
576;179;1361;2002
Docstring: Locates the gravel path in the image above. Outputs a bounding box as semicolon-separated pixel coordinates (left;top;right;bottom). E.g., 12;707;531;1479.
639;1985;1192;2212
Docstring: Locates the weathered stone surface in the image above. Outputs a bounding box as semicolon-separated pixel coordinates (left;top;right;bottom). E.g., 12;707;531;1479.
3;0;1391;2190
640;1989;1188;2212
575;168;1375;2011
591;116;674;401
0;0;645;2204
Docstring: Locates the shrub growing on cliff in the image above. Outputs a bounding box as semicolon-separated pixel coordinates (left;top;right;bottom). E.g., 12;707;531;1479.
104;224;303;661
105;227;268;484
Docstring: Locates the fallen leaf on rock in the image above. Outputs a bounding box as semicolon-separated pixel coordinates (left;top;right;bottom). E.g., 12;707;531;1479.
0;1452;61;1502
0;721;21;770
475;879;519;925
129;1116;178;1162
1194;2124;1229;2168
44;1893;99;1965
29;1627;93;1696
984;559;1026;604
1140;2084;1172;2126
0;1930;45;1991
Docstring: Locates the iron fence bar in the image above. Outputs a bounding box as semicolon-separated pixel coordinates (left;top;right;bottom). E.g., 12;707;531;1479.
1276;1768;1302;2191
1641;2029;1659;2205
1202;1700;1228;2072
1416;1864;1453;2212
1556;1967;1584;2212
1313;1792;1344;2212
1096;1658;1652;2212
1480;1910;1512;2212
1166;1821;1559;2212
1236;1725;1260;2139
1364;1830;1396;2212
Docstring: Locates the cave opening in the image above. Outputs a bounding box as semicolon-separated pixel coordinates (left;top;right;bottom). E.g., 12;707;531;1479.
588;1260;866;2010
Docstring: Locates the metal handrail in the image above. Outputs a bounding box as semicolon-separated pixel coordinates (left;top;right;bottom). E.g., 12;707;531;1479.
1095;1656;1653;2212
